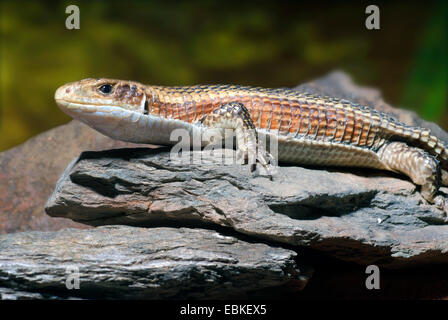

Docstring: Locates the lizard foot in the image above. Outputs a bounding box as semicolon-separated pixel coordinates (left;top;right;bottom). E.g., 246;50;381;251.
237;145;276;180
434;195;448;218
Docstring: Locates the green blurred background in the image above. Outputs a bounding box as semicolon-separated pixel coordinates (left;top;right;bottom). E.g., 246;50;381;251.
0;0;446;151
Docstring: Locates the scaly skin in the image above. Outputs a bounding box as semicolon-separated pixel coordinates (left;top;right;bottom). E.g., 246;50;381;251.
55;78;448;214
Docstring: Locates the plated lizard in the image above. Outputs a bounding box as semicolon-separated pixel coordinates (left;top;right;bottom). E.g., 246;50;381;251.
55;78;448;214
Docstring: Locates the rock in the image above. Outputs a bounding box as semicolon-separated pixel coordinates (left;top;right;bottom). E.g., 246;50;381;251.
0;120;155;234
0;288;59;300
0;225;310;300
46;147;448;268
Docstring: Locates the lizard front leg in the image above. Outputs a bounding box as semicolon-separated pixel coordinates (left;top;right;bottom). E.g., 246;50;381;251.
201;102;275;178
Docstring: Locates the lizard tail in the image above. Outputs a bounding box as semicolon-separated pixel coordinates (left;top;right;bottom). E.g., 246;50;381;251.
415;128;448;169
382;121;448;184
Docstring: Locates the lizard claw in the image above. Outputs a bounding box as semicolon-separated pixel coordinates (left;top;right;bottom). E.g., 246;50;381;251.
237;145;276;180
434;195;448;217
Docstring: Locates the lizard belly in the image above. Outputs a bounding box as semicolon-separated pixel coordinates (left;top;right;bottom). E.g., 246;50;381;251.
259;131;387;169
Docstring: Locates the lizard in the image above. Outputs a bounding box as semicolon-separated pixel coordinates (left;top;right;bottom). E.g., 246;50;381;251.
54;78;448;215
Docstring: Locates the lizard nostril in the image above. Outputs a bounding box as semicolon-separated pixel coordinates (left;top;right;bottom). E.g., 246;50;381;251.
65;88;71;94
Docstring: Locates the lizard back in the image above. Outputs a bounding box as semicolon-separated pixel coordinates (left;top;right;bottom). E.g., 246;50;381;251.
146;84;448;169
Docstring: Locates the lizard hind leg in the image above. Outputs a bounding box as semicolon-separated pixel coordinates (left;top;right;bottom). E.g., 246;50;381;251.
378;142;447;213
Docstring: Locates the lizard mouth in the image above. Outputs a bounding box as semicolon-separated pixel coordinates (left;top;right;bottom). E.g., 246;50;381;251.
56;100;146;125
54;85;104;112
55;99;110;114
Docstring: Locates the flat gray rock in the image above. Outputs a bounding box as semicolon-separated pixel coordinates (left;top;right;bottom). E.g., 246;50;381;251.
0;225;310;300
46;147;448;268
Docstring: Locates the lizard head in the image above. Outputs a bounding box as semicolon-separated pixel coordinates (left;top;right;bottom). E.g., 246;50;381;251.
55;78;149;141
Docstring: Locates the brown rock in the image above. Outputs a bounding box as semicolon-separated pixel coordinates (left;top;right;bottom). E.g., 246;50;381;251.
0;120;155;234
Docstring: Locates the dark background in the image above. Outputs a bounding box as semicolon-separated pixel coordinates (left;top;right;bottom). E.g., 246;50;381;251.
0;0;446;151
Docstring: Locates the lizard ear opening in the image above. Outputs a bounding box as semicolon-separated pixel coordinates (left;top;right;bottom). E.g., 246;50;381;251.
98;84;114;94
144;101;149;115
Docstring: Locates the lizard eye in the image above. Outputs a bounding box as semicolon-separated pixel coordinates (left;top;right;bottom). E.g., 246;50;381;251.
98;84;113;94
